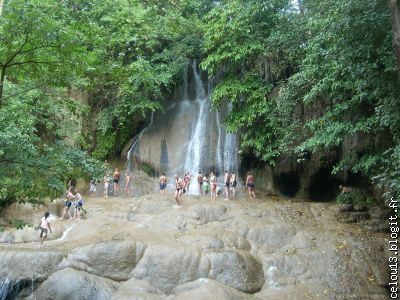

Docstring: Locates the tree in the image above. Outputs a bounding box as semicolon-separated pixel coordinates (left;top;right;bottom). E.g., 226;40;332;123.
0;0;85;103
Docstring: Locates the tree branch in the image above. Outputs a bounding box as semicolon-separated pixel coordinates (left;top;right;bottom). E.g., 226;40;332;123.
18;44;60;55
7;60;62;68
4;31;30;67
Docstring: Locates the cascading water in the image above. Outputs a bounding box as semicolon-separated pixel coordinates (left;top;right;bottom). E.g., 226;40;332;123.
223;103;238;176
127;111;154;170
182;61;209;194
126;60;239;194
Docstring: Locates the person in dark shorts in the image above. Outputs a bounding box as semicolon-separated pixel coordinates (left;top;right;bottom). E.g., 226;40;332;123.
224;171;231;200
230;173;237;198
174;175;184;207
159;173;167;194
113;168;121;196
38;212;52;245
59;189;74;220
73;191;84;219
246;173;256;198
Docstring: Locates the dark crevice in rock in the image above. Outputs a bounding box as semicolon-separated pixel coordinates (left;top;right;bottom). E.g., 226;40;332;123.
273;171;300;198
309;167;341;201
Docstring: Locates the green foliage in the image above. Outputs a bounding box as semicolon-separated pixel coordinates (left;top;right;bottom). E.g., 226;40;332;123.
203;0;295;162
75;0;206;155
0;0;88;100
92;131;116;161
202;0;400;201
0;81;103;208
10;219;33;230
336;192;376;205
140;162;156;177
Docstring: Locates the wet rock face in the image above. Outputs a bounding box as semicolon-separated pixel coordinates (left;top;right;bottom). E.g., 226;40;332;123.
0;250;64;299
0;195;390;299
336;204;391;232
206;250;264;293
60;240;147;281
132;243;210;294
30;268;119;300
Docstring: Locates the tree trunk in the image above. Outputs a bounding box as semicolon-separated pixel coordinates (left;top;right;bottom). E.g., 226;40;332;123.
297;0;304;15
0;0;4;17
388;0;400;81
0;66;5;106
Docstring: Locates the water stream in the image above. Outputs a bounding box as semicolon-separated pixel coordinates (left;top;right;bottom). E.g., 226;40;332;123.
127;60;239;194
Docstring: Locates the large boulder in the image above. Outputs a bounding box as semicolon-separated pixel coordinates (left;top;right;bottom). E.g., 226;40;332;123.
59;240;147;281
30;268;119;300
132;243;210;294
205;249;264;293
185;203;228;225
170;278;256;300
0;250;64;299
246;223;297;249
112;278;165;300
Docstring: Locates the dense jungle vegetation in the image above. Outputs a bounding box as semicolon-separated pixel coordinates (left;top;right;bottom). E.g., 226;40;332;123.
0;0;399;206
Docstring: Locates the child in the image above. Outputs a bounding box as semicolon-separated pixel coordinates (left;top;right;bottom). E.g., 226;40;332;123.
89;178;97;197
38;212;52;245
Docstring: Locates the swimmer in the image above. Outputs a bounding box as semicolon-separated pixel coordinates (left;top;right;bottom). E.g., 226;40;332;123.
246;173;256;198
59;189;74;220
159;173;167;194
113;168;121;196
125;171;132;197
174;175;184;207
203;174;210;195
210;172;217;201
224;170;231;200
197;172;203;195
73;191;84;219
230;173;237;198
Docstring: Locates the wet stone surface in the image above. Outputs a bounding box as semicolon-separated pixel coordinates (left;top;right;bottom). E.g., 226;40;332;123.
0;193;390;299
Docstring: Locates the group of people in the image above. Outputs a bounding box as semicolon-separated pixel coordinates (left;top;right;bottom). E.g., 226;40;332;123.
88;168;132;198
159;171;256;207
59;187;85;221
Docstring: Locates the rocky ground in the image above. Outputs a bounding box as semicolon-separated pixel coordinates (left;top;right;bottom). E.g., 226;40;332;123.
0;191;390;300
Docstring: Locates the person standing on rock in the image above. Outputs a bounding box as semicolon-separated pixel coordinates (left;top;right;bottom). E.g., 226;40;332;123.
104;173;111;198
125;171;132;197
38;212;52;246
184;172;191;193
113;168;121;196
224;171;231;200
159;173;167;194
89;177;97;197
203;174;210;195
197;172;203;195
210;171;217;201
73;191;84;219
59;189;74;220
246;173;256;198
230;173;237;198
174;175;184;207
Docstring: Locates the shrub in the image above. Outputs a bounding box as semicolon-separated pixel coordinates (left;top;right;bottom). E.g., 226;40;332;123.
336;191;376;205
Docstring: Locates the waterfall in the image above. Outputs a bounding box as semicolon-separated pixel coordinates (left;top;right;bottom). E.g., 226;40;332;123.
215;110;223;175
127;111;154;171
125;59;239;194
223;103;238;175
183;61;208;194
